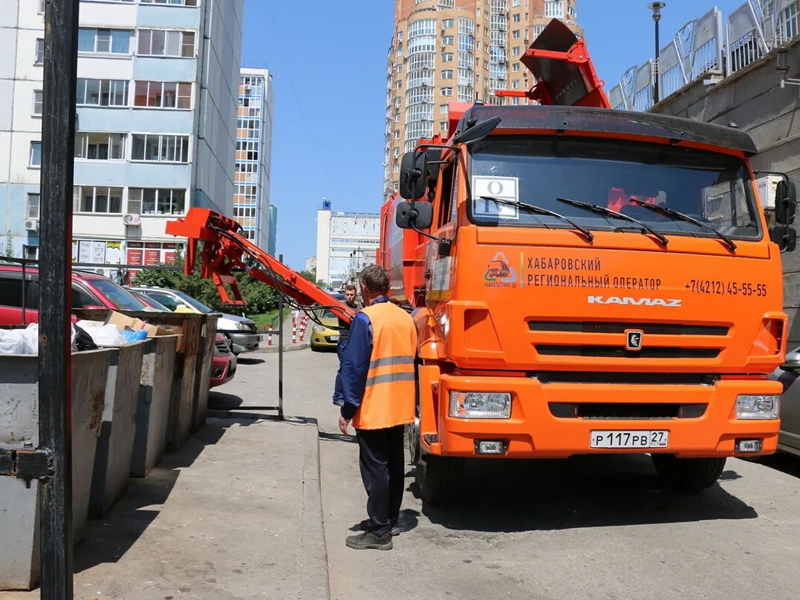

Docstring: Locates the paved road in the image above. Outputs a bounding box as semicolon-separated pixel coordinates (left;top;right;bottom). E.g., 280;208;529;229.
267;348;800;600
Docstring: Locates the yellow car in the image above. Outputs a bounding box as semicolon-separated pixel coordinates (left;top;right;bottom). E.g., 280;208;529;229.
310;309;341;351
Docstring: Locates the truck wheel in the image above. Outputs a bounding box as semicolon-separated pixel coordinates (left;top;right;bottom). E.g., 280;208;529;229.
651;454;726;494
416;454;464;505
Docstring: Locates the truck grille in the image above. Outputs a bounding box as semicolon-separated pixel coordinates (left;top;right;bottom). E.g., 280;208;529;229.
532;372;718;385
535;345;721;359
529;321;729;336
549;402;708;420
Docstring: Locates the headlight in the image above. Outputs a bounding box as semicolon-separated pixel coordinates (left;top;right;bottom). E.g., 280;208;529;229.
449;392;511;419
313;325;325;333
235;322;250;331
736;395;780;419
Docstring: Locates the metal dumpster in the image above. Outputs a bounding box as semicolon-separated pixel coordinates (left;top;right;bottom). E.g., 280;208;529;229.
89;342;145;518
73;309;204;451
0;349;111;591
192;315;218;432
130;335;179;478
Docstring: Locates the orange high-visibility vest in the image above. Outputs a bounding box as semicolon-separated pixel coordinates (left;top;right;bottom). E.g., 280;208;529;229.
352;301;418;431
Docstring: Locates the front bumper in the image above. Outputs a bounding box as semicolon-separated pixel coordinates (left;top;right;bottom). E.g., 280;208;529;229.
431;374;782;459
223;331;261;353
310;330;339;348
210;354;237;387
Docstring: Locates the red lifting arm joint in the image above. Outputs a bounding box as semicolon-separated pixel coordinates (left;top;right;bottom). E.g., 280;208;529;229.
166;208;355;324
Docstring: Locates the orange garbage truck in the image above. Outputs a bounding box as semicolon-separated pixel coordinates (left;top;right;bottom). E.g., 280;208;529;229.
169;20;797;504
379;20;797;502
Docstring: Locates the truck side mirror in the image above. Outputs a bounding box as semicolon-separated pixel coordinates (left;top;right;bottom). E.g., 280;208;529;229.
396;201;433;230
399;151;428;200
770;224;797;252
775;180;797;225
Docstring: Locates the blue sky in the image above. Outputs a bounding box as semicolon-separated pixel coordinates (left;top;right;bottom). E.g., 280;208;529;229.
242;0;746;270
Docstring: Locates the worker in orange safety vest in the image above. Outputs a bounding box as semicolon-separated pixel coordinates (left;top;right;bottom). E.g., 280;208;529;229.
338;264;417;551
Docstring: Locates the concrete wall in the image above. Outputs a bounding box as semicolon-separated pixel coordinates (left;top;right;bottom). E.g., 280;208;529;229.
650;36;800;346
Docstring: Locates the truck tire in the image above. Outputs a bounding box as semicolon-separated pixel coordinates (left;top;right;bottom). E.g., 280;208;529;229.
651;454;726;494
416;454;464;505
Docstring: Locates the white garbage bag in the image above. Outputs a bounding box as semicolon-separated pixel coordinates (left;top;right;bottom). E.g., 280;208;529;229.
88;323;127;347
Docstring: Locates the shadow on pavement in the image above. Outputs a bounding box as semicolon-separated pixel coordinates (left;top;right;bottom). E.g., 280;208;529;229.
236;357;265;365
411;454;757;533
208;391;244;409
319;431;358;444
757;453;800;478
74;424;226;573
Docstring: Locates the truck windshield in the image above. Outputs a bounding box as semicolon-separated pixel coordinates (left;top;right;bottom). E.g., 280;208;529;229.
468;136;761;241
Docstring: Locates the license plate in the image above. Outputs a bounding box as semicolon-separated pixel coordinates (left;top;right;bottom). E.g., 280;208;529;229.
590;430;669;449
329;336;339;342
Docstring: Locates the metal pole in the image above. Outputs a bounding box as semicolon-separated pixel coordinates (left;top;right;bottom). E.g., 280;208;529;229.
21;251;27;326
649;2;665;105
278;253;284;420
38;0;80;598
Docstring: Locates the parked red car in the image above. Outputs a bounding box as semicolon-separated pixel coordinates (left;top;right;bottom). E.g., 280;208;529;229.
211;333;236;387
0;264;149;325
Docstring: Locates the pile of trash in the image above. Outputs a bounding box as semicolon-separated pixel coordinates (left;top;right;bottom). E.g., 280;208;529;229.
0;321;148;356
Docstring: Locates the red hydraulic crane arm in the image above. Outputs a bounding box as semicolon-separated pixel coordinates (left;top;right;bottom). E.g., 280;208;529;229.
495;19;611;109
166;208;356;324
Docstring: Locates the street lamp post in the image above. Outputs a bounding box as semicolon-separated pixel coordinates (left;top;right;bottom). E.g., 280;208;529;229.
648;2;666;105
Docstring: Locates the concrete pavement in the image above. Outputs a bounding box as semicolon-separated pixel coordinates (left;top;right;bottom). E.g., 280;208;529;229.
4;347;800;599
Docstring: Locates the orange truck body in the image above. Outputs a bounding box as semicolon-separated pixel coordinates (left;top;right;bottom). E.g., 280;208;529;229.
378;21;787;466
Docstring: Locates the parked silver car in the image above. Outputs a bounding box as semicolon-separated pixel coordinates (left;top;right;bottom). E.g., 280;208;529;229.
771;347;800;456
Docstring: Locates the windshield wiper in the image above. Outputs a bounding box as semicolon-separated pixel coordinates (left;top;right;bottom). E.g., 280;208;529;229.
629;198;737;252
478;196;594;243
556;197;669;247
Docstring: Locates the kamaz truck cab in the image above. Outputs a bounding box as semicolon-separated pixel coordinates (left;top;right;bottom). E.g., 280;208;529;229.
381;20;797;503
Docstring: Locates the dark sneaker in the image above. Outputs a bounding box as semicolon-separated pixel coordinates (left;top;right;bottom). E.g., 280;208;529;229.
357;519;401;536
345;531;393;551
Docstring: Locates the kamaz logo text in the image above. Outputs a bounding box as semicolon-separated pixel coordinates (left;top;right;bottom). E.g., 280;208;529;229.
588;296;682;308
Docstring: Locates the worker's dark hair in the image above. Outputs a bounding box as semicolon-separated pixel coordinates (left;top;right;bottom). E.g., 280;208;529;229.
344;283;357;292
359;265;390;295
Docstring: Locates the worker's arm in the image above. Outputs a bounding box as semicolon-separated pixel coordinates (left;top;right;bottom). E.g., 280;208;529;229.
339;312;373;422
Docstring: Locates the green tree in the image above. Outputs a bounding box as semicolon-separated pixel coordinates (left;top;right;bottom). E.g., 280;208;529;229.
4;232;14;258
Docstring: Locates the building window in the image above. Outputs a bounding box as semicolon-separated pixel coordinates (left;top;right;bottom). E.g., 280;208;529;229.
513;13;521;23
32;90;43;115
533;24;545;37
544;1;564;19
512;79;521;89
442;36;454;45
439;104;449;114
76;79;129;107
35;39;44;64
442;19;454;28
513;0;521;5
137;29;196;58
74;186;123;214
74;132;126;160
441;87;453;96
440;121;448;132
29;142;42;167
512;62;521;72
396;80;402;89
131;134;190;163
442;52;454;62
78;28;132;54
441;69;454;79
394;130;400;139
27;194;40;219
512;46;521;56
778;2;800;43
513;30;520;39
128;188;186;215
38;0;46;14
133;81;192;109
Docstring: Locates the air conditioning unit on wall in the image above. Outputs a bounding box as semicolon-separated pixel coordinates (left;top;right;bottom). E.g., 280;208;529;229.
123;214;141;226
24;219;39;231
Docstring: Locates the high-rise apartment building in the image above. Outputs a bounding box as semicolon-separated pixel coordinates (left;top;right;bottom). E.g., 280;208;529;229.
315;200;380;287
234;67;274;250
0;0;243;270
384;0;581;196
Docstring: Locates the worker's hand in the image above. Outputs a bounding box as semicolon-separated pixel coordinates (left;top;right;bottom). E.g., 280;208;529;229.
338;416;351;436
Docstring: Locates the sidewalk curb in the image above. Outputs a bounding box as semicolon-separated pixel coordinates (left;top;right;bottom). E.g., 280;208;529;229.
255;342;310;354
300;418;331;600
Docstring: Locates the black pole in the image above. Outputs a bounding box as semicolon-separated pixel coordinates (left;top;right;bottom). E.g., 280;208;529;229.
649;2;665;105
278;253;284;420
38;0;80;598
654;18;660;103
